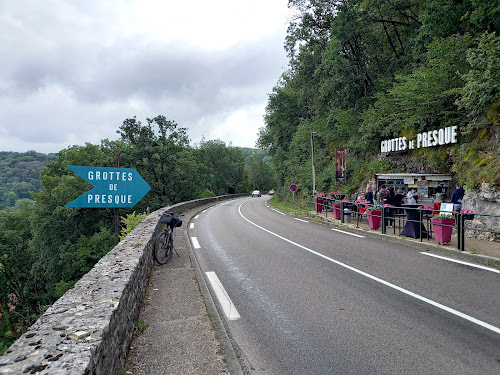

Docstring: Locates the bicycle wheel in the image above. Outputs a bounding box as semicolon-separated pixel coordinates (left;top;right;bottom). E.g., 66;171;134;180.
153;229;173;265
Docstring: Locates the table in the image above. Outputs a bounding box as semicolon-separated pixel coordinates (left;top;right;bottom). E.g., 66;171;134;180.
400;205;431;239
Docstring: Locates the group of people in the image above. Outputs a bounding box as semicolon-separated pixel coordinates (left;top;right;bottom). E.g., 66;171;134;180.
362;185;406;227
363;185;405;207
360;183;466;222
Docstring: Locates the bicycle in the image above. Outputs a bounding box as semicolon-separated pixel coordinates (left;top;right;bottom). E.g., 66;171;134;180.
153;212;183;265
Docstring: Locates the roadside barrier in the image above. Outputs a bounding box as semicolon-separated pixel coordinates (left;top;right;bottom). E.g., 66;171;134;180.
314;196;499;251
0;194;248;375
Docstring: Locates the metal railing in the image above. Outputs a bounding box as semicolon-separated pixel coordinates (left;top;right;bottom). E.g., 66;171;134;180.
314;196;500;251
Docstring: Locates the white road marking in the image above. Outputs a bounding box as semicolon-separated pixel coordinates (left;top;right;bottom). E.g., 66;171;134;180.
205;272;241;320
271;208;286;215
294;218;309;223
331;228;365;238
191;237;201;249
194;215;200;219
238;202;500;335
420;252;500;274
190;223;195;229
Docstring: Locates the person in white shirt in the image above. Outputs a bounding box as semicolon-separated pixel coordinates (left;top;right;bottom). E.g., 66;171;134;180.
407;188;417;204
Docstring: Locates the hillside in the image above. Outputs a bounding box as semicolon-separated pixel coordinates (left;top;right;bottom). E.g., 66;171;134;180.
0;151;57;209
258;0;499;196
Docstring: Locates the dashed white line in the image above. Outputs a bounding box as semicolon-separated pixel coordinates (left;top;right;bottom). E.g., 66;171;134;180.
191;237;201;249
205;272;241;320
420;252;500;273
238;201;500;335
271;208;286;215
190;223;195;229
194;215;200;219
294;218;309;223
331;228;365;238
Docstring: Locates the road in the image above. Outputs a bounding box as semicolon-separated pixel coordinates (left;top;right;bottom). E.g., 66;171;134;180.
188;196;500;374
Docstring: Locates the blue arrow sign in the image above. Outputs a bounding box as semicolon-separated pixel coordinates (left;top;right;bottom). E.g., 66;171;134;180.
65;165;151;208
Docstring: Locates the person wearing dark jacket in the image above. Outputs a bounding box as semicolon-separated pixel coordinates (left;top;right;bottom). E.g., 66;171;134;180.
394;189;404;214
365;190;374;205
381;191;394;227
451;184;465;212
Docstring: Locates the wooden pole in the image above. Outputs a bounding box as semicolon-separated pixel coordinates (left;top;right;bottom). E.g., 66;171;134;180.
114;153;120;245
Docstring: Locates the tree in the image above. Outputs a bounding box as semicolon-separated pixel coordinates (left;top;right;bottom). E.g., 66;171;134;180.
117;115;196;207
29;144;116;306
0;200;36;341
195;139;246;195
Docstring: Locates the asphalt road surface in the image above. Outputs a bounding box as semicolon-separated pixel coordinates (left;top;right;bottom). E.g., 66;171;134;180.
189;197;500;375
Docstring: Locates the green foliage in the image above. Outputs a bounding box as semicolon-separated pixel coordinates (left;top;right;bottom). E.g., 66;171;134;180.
119;212;149;240
259;0;500;202
198;189;216;198
117;115;193;208
55;282;75;298
195;139;247;195
433;213;454;219
0;200;36;345
0;151;57;209
0;116;264;352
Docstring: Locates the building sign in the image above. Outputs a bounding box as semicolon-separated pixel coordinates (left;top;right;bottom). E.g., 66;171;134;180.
65;165;151;208
380;126;458;153
335;148;346;181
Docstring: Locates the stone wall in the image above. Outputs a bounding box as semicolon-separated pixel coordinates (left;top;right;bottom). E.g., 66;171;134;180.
0;194;247;375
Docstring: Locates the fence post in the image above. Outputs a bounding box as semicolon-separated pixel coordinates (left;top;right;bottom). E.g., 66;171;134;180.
341;201;344;223
381;206;386;234
461;214;465;251
356;203;360;228
419;209;423;242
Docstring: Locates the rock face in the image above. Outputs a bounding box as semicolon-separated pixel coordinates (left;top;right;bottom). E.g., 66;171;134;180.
462;183;500;241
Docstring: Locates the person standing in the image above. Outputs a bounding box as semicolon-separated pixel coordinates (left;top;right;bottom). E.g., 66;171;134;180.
381;191;394;227
407;188;418;205
451;184;465;212
377;185;389;204
365;190;374;205
394;189;404;214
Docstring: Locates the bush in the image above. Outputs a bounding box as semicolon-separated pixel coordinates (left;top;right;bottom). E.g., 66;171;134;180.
120;211;149;240
198;189;216;198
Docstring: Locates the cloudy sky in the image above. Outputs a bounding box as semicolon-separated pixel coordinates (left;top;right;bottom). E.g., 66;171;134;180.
0;0;293;153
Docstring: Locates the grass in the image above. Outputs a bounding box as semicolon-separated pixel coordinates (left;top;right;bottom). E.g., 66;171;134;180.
268;195;312;217
135;319;149;335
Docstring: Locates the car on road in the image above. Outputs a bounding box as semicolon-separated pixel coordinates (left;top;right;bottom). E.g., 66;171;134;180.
252;190;261;197
267;190;275;195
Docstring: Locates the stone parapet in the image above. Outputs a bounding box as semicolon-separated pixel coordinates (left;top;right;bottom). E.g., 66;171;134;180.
0;194;247;375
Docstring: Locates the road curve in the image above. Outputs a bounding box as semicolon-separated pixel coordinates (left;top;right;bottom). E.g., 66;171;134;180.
189;197;500;375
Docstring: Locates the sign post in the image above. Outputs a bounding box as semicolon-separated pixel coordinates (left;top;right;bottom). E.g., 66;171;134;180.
289;183;297;201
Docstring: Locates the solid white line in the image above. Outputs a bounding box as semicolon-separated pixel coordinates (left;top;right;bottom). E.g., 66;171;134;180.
205;272;241;320
271;208;286;215
420;252;500;274
190;223;194;229
238;202;500;335
331;228;365;238
191;237;201;249
294;218;309;223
